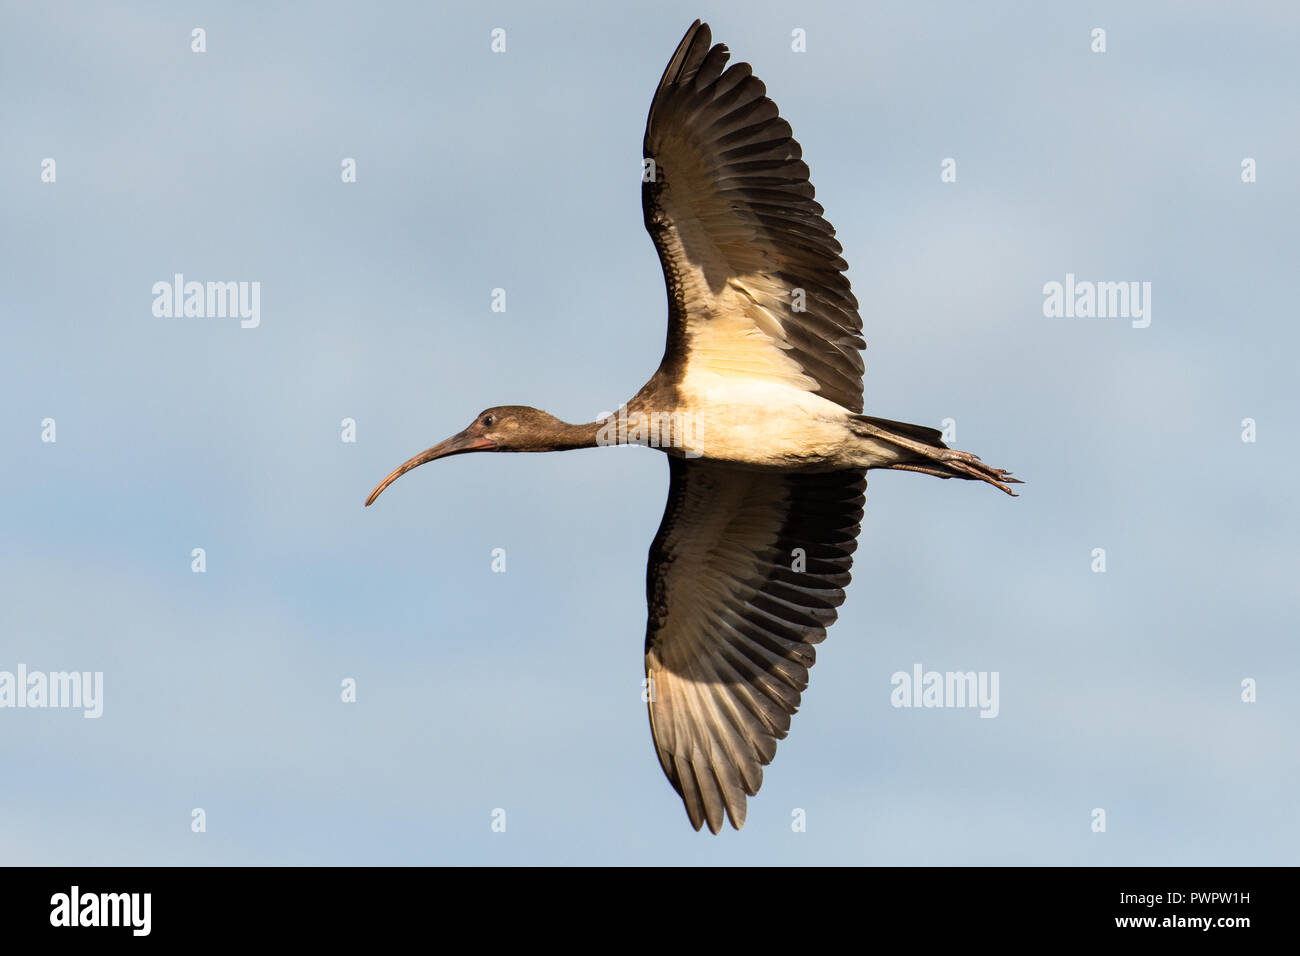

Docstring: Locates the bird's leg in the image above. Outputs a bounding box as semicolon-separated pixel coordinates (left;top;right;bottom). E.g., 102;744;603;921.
854;418;1022;496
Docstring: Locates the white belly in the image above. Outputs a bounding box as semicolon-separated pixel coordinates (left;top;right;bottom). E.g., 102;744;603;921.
673;372;860;469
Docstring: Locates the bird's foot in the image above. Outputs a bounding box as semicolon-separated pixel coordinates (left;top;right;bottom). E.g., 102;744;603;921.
887;449;1022;497
851;416;1021;496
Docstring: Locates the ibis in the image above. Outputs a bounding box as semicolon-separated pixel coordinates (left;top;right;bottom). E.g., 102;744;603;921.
366;20;1019;833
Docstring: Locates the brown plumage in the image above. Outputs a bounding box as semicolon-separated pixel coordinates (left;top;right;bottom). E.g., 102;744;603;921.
366;20;1019;833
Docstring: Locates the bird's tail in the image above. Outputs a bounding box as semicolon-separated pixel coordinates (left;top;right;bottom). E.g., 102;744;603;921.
850;415;1021;496
856;415;948;447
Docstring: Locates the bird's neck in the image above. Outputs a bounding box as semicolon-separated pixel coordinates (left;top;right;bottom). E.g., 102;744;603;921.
543;419;606;451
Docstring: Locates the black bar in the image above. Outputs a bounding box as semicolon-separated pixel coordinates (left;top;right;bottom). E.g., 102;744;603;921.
0;866;1277;941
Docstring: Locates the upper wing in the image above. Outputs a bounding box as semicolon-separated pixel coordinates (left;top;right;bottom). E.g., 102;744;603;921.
642;20;865;412
644;457;866;832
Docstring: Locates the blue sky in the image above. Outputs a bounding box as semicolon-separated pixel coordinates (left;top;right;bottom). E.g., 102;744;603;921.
2;0;1297;864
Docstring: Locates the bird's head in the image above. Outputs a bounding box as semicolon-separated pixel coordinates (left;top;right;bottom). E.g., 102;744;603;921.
364;405;567;506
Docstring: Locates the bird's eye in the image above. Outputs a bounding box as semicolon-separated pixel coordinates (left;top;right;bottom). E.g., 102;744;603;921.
483;415;495;427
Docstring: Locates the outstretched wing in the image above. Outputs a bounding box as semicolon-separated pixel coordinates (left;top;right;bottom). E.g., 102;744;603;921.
643;19;865;412
644;457;866;832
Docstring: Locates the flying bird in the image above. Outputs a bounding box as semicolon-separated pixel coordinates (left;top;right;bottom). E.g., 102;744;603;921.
366;20;1019;833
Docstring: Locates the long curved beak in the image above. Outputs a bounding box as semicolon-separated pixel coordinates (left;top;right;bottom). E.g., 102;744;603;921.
365;432;496;506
